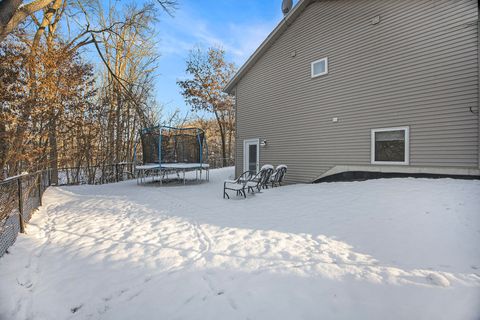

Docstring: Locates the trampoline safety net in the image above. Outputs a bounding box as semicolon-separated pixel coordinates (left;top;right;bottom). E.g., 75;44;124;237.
139;127;207;164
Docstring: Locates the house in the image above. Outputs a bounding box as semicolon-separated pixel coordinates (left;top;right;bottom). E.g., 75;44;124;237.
224;0;480;183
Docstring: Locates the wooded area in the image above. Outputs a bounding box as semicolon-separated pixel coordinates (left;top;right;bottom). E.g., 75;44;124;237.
0;0;236;182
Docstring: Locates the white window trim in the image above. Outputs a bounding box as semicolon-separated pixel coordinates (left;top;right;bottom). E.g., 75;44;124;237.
371;126;410;165
311;57;329;78
243;138;260;172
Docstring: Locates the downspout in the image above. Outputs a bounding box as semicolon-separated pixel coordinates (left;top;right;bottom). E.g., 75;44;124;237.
478;19;480;169
234;88;238;175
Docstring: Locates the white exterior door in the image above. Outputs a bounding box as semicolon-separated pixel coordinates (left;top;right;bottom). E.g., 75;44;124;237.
243;139;259;173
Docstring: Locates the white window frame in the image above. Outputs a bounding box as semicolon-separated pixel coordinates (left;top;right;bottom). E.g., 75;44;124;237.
243;138;260;172
371;126;410;165
311;57;329;78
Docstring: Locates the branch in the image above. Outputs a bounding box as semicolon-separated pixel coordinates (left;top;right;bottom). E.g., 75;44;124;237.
155;0;177;17
29;12;41;26
91;34;148;126
0;0;23;26
0;0;55;42
66;21;127;50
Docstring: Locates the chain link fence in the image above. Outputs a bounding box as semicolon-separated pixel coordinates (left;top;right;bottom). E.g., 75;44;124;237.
57;163;135;185
0;163;135;258
0;170;50;257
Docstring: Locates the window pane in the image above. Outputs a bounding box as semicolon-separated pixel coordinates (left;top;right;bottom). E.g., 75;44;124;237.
248;144;257;171
313;60;325;75
375;130;405;162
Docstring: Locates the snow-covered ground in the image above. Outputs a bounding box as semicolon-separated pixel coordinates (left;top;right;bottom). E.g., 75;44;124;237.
1;167;479;320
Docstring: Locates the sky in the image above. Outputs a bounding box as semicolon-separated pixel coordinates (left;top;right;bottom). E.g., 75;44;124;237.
140;0;296;115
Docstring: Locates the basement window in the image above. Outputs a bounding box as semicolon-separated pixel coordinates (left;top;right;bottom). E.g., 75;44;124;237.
311;57;328;78
371;127;409;165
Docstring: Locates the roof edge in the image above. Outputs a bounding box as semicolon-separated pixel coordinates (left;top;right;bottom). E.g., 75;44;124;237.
223;0;314;94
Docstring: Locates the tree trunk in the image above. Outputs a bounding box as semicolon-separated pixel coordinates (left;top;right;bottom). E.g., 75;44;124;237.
107;102;115;165
0;116;7;177
227;128;232;164
213;111;227;167
220;129;227;167
48;116;58;185
0;0;23;41
0;0;22;29
0;0;56;42
115;94;122;163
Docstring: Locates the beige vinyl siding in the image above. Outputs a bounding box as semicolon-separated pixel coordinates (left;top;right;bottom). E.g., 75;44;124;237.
234;0;479;183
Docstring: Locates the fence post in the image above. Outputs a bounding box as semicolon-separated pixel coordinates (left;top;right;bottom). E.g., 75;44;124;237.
17;176;25;234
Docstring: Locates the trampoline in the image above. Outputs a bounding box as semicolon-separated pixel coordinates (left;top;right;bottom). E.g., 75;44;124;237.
135;126;209;185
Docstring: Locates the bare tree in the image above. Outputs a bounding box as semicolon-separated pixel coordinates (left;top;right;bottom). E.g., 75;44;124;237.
95;2;160;164
178;47;236;166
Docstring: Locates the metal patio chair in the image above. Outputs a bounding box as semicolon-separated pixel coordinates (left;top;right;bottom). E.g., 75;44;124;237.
223;170;253;199
246;165;274;193
271;165;287;187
